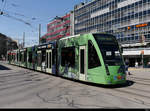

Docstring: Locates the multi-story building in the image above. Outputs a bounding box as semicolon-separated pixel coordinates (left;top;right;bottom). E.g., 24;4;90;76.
74;0;150;67
40;11;74;44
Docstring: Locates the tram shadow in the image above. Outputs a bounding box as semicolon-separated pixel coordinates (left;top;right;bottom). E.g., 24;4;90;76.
0;64;11;70
102;80;135;89
60;76;135;89
82;80;135;89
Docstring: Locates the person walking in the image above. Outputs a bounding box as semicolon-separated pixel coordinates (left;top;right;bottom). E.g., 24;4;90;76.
125;59;130;75
147;61;150;68
135;61;138;68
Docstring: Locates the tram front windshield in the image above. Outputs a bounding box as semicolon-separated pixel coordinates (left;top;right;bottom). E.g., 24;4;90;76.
94;34;122;66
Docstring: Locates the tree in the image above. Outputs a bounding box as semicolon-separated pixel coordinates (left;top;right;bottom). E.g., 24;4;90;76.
0;33;18;59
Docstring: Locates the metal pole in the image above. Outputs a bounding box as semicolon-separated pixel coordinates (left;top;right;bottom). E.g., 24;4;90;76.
18;38;20;49
142;54;144;68
23;32;25;48
6;41;8;61
141;50;144;68
39;24;41;45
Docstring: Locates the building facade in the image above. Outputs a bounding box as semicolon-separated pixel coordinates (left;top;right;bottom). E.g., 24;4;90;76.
40;11;74;44
74;0;150;43
74;0;150;67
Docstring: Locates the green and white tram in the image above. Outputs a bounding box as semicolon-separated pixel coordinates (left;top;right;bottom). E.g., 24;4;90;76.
57;33;126;85
8;33;126;85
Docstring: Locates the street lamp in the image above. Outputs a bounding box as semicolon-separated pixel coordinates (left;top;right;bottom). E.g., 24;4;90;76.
141;50;144;68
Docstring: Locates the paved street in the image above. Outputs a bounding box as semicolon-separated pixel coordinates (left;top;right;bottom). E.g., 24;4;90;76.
0;62;150;108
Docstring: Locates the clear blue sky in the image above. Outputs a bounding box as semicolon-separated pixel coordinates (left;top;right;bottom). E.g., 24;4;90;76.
0;0;83;47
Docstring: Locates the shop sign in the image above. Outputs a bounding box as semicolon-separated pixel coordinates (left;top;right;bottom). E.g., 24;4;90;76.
136;23;148;28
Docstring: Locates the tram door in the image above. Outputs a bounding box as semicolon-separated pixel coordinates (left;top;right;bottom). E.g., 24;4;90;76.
79;46;87;81
37;50;42;71
46;49;52;74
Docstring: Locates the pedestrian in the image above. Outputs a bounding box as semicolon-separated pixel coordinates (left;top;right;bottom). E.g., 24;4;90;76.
147;61;150;68
135;61;138;68
125;59;131;75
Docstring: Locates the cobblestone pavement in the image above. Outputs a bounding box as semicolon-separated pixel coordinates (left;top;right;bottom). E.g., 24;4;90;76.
0;61;150;108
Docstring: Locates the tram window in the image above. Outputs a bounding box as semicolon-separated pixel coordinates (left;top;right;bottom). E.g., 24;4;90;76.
61;47;75;68
28;52;32;63
15;55;17;61
24;52;27;62
35;52;37;62
9;55;11;61
12;55;13;61
12;55;14;61
46;53;48;68
52;49;56;65
42;50;46;62
21;53;24;62
80;49;84;74
16;54;17;61
7;55;9;61
94;34;122;66
88;40;101;69
37;53;41;66
10;55;12;61
8;55;9;61
8;55;10;61
19;53;22;62
49;52;52;68
13;55;15;61
17;53;18;62
15;55;16;61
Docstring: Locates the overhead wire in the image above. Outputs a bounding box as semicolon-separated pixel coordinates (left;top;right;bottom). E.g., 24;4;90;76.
0;0;38;32
0;0;38;46
3;12;37;30
11;3;19;7
1;0;57;31
0;0;59;46
1;0;54;25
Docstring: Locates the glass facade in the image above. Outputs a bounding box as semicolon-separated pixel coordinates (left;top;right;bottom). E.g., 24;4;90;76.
74;0;150;44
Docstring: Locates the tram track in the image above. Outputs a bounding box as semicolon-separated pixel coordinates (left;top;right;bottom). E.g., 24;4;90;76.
127;76;150;86
0;70;33;76
106;78;150;106
134;81;150;86
98;86;150;106
1;63;150;108
129;76;150;81
0;71;37;82
105;91;150;106
113;88;150;99
0;79;62;107
0;71;33;78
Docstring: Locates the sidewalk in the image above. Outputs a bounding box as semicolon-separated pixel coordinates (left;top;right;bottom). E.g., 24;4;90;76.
0;61;8;64
129;67;150;71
